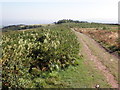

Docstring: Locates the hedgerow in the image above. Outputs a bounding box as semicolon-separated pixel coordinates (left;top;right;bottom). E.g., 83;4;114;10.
2;25;80;88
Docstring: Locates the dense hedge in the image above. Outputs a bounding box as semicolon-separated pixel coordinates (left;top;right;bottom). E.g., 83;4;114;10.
2;25;80;88
54;19;88;24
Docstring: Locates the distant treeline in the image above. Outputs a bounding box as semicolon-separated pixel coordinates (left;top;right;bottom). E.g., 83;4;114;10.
54;19;88;24
2;24;42;32
54;19;118;25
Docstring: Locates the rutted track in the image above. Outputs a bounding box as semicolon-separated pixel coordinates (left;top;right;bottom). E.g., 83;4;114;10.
71;28;118;88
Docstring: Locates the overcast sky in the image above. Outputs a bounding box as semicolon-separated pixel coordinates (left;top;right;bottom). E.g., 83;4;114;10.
1;0;119;26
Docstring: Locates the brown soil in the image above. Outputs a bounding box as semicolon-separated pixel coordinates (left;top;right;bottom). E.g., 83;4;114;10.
74;28;118;47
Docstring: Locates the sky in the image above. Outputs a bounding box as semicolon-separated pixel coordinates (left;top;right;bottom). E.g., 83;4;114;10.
0;0;119;26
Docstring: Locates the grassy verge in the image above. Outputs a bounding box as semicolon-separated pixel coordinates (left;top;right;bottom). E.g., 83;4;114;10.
59;58;111;88
43;56;111;88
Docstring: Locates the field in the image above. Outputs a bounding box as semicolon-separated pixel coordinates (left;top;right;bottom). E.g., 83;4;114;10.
74;27;119;56
2;22;119;88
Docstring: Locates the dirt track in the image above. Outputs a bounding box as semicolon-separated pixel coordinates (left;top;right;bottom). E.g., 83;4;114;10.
71;28;118;88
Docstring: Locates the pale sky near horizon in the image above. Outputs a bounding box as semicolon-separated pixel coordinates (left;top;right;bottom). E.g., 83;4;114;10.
1;0;119;26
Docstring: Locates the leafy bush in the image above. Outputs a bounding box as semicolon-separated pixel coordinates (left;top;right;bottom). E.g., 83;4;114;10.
2;25;80;88
54;19;88;24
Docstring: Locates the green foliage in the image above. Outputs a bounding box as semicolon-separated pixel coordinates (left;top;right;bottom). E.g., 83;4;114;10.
55;19;88;24
2;25;80;88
